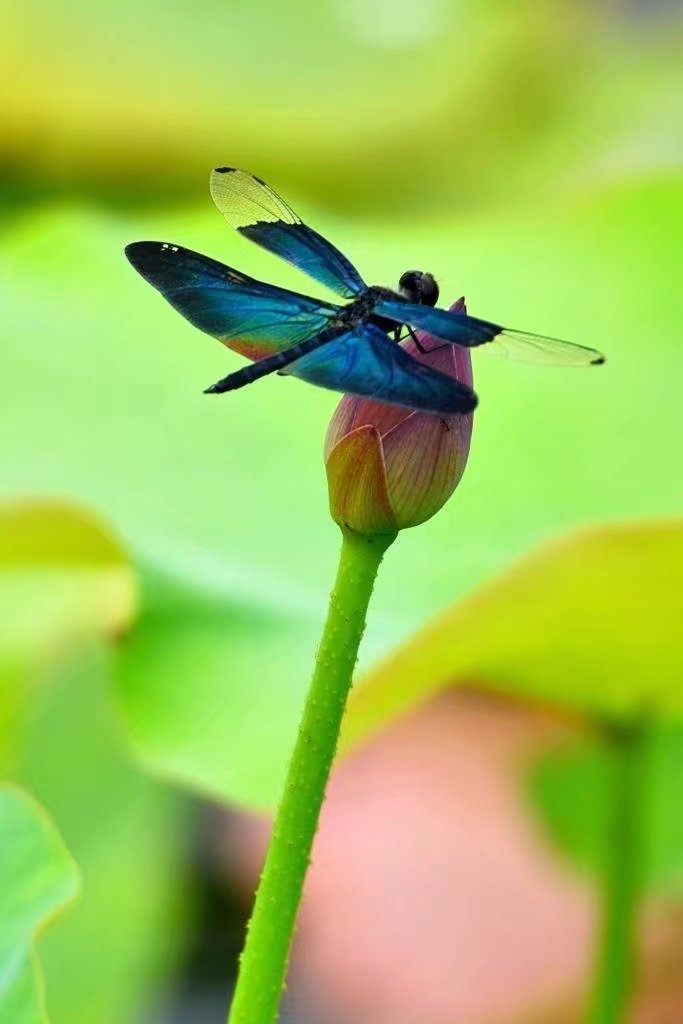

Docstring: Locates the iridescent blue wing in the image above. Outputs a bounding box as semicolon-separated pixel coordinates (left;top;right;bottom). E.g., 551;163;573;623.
125;241;338;359
375;299;605;366
285;324;477;414
203;322;477;413
210;168;367;300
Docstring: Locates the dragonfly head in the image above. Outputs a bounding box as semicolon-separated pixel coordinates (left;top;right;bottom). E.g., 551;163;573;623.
398;270;439;307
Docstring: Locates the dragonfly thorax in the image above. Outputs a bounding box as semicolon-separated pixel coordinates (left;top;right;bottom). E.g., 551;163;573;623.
345;279;439;337
339;285;404;336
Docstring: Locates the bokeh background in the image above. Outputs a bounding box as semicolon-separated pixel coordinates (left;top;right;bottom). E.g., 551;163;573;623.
1;0;682;1021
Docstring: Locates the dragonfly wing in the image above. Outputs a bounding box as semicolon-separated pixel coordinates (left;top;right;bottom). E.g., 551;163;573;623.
210;167;367;299
284;324;477;415
375;299;604;365
125;241;338;358
478;329;605;366
375;299;504;346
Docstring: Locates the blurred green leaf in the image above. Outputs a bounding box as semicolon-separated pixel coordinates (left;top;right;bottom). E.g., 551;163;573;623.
3;0;681;221
0;499;136;680
341;520;683;752
0;179;681;806
527;727;683;896
0;785;80;1024
10;645;191;1024
116;569;317;808
0;0;609;212
0;505;188;1023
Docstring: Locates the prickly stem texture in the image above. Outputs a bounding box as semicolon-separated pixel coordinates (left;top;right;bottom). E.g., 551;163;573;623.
227;527;396;1024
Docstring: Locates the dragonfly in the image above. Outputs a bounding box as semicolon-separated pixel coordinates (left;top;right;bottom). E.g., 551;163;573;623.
125;168;604;416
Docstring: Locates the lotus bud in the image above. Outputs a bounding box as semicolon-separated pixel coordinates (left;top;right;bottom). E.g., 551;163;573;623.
325;298;474;536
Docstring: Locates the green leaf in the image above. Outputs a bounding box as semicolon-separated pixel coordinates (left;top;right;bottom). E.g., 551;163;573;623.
0;499;136;680
0;502;187;1023
0;786;80;1024
0;0;614;211
115;570;318;809
341;520;683;752
10;645;190;1024
527;727;683;896
6;643;189;1024
1;178;681;807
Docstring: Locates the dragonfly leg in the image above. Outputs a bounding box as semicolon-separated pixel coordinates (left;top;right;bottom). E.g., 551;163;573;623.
394;325;428;354
407;327;427;354
407;326;458;358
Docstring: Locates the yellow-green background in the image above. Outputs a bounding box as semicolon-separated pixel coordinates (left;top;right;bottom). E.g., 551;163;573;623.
1;0;682;1020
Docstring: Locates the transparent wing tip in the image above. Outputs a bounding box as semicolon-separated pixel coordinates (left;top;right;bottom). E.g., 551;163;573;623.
495;328;606;367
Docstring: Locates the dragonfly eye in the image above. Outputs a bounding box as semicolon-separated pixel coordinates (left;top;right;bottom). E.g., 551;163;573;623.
399;270;439;307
